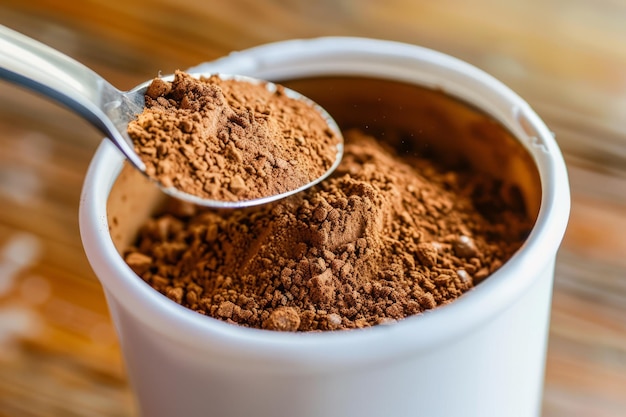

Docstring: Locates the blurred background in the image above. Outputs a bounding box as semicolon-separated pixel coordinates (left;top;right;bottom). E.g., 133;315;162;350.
0;0;625;416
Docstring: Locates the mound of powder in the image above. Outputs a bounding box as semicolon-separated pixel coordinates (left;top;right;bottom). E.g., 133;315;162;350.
124;129;532;331
127;71;340;202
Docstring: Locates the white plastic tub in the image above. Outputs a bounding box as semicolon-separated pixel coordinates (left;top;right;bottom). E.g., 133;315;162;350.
80;37;570;417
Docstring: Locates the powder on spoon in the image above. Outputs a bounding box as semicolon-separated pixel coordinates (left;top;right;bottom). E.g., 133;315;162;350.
127;71;340;202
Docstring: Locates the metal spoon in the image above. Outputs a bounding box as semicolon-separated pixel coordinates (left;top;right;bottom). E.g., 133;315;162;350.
0;25;343;209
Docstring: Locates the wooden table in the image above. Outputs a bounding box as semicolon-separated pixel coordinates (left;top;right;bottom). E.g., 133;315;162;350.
1;1;625;416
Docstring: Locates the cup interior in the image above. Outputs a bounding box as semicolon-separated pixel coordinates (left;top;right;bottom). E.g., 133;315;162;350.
107;76;541;254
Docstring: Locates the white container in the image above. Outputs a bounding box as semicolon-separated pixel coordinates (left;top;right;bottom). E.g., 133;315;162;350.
80;37;570;417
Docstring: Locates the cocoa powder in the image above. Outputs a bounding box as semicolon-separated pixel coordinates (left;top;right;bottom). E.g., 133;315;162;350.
125;129;532;332
127;71;340;201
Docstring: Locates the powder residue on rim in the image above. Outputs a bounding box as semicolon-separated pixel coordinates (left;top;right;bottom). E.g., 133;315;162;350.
127;71;340;202
125;129;533;332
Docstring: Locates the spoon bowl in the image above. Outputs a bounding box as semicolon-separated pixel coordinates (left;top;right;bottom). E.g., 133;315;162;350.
0;25;343;208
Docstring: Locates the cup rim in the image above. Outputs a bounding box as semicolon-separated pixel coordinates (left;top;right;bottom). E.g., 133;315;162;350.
79;36;570;369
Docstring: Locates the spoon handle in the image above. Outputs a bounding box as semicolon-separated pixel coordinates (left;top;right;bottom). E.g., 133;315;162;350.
0;24;144;170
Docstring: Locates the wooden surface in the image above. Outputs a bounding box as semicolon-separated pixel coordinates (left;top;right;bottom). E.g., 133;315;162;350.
1;1;625;416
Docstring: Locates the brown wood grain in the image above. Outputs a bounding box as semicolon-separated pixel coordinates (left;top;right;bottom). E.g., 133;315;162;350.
1;1;625;416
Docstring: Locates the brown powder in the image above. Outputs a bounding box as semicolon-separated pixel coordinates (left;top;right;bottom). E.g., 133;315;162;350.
127;71;340;202
125;129;532;332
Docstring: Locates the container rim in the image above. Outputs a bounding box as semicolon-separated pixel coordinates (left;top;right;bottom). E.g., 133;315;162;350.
79;36;570;370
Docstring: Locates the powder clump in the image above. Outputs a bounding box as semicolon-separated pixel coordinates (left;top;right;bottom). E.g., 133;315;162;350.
125;130;532;331
128;71;340;202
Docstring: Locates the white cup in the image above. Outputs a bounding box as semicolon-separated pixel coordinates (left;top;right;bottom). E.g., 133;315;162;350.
80;37;570;417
